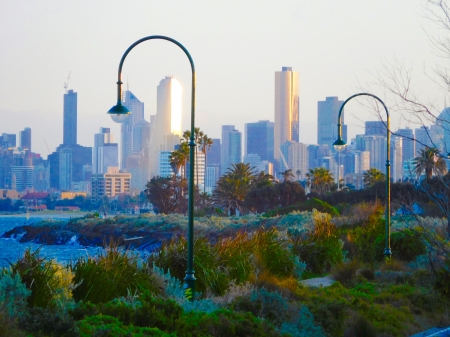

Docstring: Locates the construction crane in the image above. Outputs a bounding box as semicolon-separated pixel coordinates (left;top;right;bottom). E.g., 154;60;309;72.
63;71;71;93
43;139;51;155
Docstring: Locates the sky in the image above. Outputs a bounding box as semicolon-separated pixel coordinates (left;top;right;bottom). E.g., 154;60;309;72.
1;0;448;157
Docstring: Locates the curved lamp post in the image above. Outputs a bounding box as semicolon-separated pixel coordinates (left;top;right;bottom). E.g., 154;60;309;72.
107;35;197;299
333;93;392;258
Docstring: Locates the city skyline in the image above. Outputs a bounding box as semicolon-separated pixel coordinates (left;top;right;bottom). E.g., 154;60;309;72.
1;1;447;157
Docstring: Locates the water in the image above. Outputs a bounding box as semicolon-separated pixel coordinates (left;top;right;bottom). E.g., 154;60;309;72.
0;214;102;268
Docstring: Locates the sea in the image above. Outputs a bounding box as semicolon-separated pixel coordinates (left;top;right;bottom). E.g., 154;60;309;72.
0;214;102;268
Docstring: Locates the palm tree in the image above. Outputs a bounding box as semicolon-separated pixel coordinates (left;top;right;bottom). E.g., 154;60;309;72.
306;167;334;194
413;147;447;180
212;163;256;216
252;171;275;188
279;169;295;182
169;150;184;176
199;134;213;192
181;128;205;187
363;168;386;187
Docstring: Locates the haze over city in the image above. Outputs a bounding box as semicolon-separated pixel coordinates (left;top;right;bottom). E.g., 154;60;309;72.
1;0;446;157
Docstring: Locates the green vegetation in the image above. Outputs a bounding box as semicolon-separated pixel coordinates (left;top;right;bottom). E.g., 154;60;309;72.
1;204;449;336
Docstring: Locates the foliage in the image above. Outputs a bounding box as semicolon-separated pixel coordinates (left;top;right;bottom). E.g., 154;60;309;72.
19;306;79;337
292;210;343;274
264;198;338;217
390;229;427;262
145;175;188;214
7;248;73;308
0;273;30;318
212;162;257;216
331;260;360;287
413;147;447;180
71;244;161;304
363;168;385;188
306;167;334;194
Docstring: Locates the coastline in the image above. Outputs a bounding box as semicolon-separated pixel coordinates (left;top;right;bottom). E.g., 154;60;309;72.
0;211;89;219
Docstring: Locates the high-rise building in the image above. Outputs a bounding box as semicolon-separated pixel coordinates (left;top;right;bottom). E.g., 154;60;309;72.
245;120;274;162
149;77;183;179
317;97;347;150
396;127;415;164
274;67;299;165
91;167;131;204
391;136;403;182
414;125;443;154
206;138;221;191
307;144;331;170
121;90;145;169
0;133;16;149
221;125;242;174
355;134;387;172
279;141;308;179
10;166;34;192
20;127;31;151
365;121;387;136
93;128;119;174
243;153;262;169
437;107;450;154
63;89;77;146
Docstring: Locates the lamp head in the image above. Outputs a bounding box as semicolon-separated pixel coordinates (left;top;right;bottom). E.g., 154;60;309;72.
108;102;131;123
333;138;347;152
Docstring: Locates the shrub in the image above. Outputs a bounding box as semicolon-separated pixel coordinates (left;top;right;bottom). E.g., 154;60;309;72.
344;315;376;337
150;235;229;295
7;248;73;308
331;260;360;287
292;210;343;274
71;244;160;304
390;229;427;262
0;273;30;317
19;307;79;337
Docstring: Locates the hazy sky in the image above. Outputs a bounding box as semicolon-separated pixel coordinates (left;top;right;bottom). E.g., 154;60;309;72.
1;0;447;157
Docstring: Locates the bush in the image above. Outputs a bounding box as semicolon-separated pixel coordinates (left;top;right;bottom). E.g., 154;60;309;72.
71;244;161;304
331;260;360;287
0;273;30;317
19;307;79;337
7;248;73;308
292;210;343;274
390;229;427;262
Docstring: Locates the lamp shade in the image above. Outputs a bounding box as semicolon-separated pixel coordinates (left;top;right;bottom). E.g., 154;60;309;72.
333;138;347;152
108;102;131;123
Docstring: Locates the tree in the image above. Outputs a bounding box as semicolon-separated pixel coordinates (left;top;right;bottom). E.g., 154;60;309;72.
212;163;256;216
296;169;302;181
279;169;295;182
170;142;189;178
306;167;334;194
413;147;447;180
363;168;386;187
199;134;213;192
145;176;188;214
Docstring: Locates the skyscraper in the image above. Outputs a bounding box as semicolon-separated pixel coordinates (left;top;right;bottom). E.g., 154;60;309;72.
221;125;242;174
317;97;347;150
274;67;299;164
20;127;31;151
279;141;308;179
355;134;387;172
365;121;387;136
396;127;415;163
245;120;274;162
63;89;77;146
121;90;145;169
93;128;118;174
149;76;183;178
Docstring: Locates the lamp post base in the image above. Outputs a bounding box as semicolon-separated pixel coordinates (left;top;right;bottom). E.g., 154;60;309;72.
183;273;196;302
384;248;392;259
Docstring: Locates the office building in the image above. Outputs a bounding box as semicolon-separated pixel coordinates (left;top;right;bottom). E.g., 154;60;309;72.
10;166;34;192
317;97;347;150
279;141;308;179
243;153;262;169
415;125;443;154
149;77;183;178
307;144;331;170
63;90;77;146
91;167;131;204
274;67;299;165
93;128;119;174
221;126;242;174
343;150;370;175
396;127;415;164
121;90;145;169
245;120;274;162
391;136;403;182
355;134;387;172
0;133;16;149
365;121;387;136
20;127;31;151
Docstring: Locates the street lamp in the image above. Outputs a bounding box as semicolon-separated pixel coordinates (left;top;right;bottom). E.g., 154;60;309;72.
332;93;392;258
108;35;197;299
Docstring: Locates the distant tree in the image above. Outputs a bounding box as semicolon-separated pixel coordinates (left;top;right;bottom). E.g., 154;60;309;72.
296;169;302;181
145;176;188;214
413;147;447;180
363;168;386;188
199;134;213;192
0;198;13;211
279;169;295;182
306;167;334;194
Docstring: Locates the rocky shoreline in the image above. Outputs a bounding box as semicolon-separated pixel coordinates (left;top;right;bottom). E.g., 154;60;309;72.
1;218;178;252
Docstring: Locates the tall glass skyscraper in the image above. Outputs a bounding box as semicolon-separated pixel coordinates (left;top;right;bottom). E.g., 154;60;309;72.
274;67;299;164
63;90;77;146
317;96;347;150
221;125;242;174
245;120;274;162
